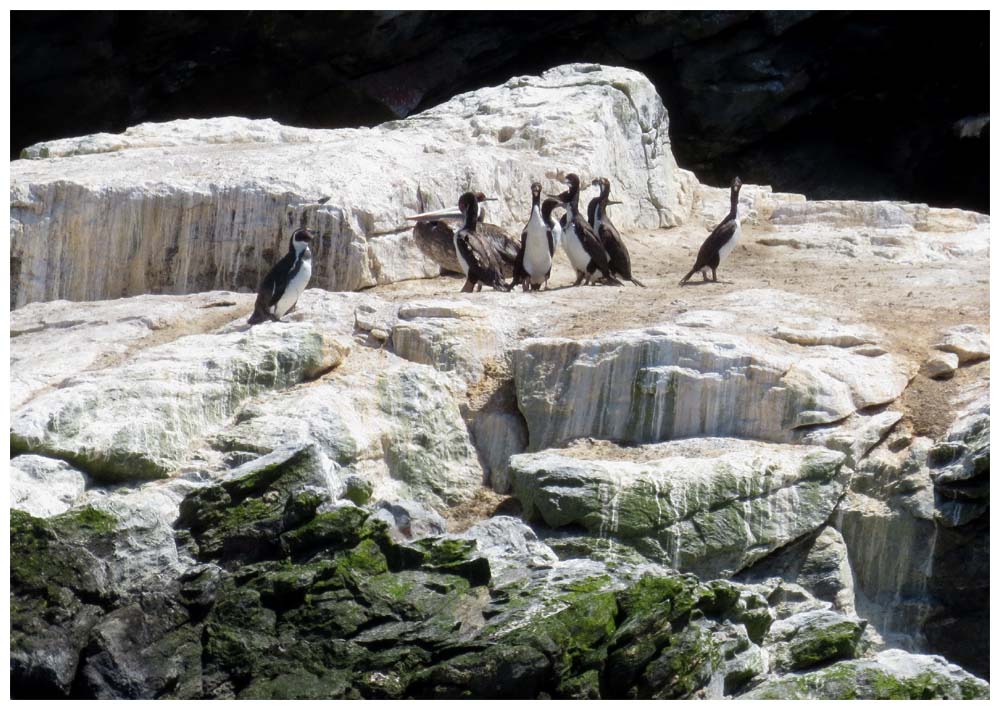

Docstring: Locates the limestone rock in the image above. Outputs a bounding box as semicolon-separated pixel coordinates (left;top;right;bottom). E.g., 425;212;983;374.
513;322;911;450
933;324;989;364
10;291;249;410
510;439;848;577
11;455;88;517
921;350;960;379
12;64;695;307
742;649;988;700
11;322;350;482
764;609;866;671
210;350;481;511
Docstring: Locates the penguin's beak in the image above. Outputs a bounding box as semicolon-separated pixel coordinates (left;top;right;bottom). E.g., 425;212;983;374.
406;206;465;222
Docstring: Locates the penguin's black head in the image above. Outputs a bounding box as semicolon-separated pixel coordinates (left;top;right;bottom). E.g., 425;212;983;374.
530;181;542;198
293;229;315;243
591;176;611;196
564;173;581;191
732;176;743;192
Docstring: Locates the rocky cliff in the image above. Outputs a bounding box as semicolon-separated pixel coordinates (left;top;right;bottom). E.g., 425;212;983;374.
9;64;991;698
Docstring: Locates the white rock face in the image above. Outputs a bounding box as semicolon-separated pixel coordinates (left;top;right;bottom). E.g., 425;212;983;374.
921;350;960;379
11;455;89;517
510;439;848;577
513;320;912;450
12;64;696;308
11;321;350;481
933;324;990;363
10;291;249;410
212;350;483;510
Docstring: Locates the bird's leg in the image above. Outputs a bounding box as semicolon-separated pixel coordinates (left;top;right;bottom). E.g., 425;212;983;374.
475;282;483;292
712;268;718;283
461;278;475;293
574;271;585;286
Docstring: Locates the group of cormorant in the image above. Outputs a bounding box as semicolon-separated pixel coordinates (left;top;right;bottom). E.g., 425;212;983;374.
247;173;744;325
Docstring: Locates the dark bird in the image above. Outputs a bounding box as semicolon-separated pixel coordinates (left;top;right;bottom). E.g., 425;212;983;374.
680;176;743;285
550;173;619;286
589;177;644;287
248;228;314;325
408;193;520;277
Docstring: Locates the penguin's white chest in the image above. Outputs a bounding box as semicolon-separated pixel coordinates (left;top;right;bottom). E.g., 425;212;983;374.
551;221;563;250
562;222;591;272
453;234;470;275
273;256;311;319
718;220;742;262
524;211;551;282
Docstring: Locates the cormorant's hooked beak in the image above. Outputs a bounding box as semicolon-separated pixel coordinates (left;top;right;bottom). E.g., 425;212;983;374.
478;196;498;202
606;200;623;205
406;206;465;222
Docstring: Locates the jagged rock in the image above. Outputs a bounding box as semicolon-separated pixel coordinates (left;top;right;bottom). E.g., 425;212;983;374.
11;455;88;517
513;317;912;450
798;410;902;468
211;351;481;511
921;350;960;379
933;324;990;364
737;526;857;615
10;322;350;482
11;64;696;307
742;649;989;700
764;609;866;671
510;439;848;577
459;516;558;587
835;382;989;678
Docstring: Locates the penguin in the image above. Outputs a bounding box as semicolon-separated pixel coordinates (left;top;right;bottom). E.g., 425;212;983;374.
589;177;645;287
679;176;743;285
452;191;511;292
248;228;315;325
550;173;619;286
513;181;555;291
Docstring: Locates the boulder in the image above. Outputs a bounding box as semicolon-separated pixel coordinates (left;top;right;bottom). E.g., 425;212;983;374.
510;439;848;577
10;322;350;482
11;455;88;517
764;609;866;671
921;350;960;379
933;324;989;364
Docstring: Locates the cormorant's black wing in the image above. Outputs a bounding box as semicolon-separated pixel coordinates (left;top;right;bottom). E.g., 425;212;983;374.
598;219;633;280
694;217;738;267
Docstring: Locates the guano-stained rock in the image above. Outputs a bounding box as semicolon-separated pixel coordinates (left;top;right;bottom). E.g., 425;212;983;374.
510;439;848;577
11;323;350;481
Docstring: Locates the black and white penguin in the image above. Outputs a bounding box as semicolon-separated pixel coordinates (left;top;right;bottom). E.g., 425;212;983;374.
513;181;555;291
679;176;743;285
550;173;619;286
248;228;315;325
589;177;644;287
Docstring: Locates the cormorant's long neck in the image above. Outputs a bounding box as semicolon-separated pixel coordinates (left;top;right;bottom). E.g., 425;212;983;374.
531;192;540;210
567;186;580;219
463;202;479;231
541;201;556;228
729;188;740;220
